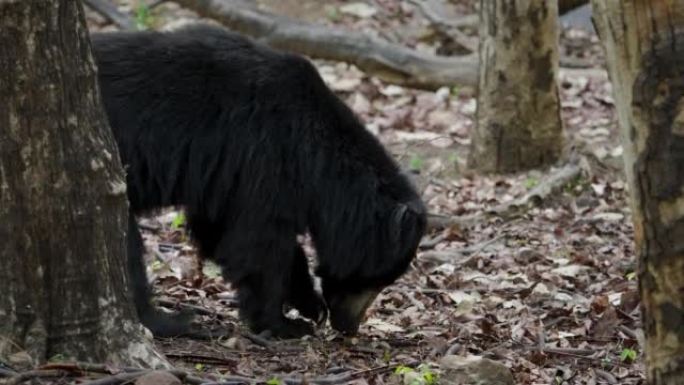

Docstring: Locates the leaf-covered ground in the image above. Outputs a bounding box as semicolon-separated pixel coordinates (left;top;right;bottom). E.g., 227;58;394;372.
85;1;644;383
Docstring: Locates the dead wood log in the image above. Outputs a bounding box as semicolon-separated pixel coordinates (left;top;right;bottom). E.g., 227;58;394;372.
84;0;136;30
406;0;478;52
174;0;478;90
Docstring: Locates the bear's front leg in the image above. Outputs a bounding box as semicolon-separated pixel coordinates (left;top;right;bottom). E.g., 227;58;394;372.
237;277;315;338
285;245;327;326
219;236;317;338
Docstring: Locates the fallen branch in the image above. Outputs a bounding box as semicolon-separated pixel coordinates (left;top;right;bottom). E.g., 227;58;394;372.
80;370;198;385
426;212;481;229
510;163;582;209
419;235;505;263
542;347;597;356
86;0;478;89
3;369;72;385
406;0;478;52
594;368;618;384
427;163;583;229
418;232;448;249
282;362;417;385
6;361;415;385
80;371;148;385
155;299;303;351
164;352;238;367
174;0;478;90
83;0;136;30
6;364;211;385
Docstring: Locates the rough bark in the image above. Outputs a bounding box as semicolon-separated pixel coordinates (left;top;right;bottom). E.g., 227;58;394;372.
173;0;478;90
0;0;164;367
467;0;563;173
592;1;684;383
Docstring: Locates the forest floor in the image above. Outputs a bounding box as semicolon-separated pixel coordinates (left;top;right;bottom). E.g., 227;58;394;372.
82;1;643;384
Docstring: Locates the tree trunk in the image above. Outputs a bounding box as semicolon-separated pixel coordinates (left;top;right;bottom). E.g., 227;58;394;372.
0;0;164;367
468;1;563;173
592;1;684;383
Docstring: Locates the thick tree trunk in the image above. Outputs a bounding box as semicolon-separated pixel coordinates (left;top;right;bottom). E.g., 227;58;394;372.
0;0;164;367
592;1;684;383
468;1;563;173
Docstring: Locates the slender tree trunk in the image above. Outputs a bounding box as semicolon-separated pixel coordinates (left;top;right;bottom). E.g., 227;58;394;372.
468;0;563;173
592;1;684;383
0;0;164;367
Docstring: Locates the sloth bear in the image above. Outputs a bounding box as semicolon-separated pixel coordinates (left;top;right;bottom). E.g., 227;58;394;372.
92;24;426;338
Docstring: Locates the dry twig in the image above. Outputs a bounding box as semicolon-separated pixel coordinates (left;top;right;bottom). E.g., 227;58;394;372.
427;163;583;230
84;0;136;30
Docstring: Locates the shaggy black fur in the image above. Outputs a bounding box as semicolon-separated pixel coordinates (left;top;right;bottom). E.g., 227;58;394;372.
92;24;426;338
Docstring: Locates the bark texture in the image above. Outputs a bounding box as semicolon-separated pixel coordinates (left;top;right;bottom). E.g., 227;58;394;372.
592;1;684;383
0;0;164;367
468;0;563;173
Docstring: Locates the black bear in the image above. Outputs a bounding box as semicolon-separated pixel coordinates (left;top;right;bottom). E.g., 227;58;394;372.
91;24;426;338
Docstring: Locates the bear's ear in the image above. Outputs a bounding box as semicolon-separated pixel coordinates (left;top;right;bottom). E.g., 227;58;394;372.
388;199;426;258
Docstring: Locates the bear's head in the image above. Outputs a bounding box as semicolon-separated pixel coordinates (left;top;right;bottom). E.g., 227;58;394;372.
313;171;426;334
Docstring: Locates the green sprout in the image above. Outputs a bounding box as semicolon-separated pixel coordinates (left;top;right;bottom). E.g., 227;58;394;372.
135;3;152;30
394;364;437;385
525;177;539;189
171;212;186;229
620;348;637;362
409;154;424;172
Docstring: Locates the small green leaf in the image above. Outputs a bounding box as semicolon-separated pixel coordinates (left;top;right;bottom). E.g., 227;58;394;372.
326;7;341;22
626;271;637;280
48;354;66;362
620;348;637;362
409;155;423;172
394;365;414;375
525;177;539;189
202;260;223;279
194;363;205;371
266;378;282;385
418;365;436;385
171;212;186;229
135;3;152;30
601;357;612;368
151;260;163;271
